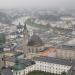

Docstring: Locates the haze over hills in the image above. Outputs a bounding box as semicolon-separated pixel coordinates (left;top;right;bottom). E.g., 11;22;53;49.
0;0;74;9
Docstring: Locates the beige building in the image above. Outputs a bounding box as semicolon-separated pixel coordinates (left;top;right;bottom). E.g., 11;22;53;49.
56;45;75;60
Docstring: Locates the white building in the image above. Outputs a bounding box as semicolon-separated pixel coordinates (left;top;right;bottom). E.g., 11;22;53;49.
34;57;72;74
2;57;75;75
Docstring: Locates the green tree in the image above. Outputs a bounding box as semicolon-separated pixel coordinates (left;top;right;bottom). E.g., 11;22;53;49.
61;72;67;75
27;71;60;75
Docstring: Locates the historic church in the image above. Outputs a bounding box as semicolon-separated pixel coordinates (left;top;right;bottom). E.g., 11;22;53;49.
22;23;45;58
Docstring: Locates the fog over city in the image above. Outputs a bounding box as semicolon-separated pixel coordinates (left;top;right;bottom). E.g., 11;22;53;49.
0;0;75;75
0;0;74;9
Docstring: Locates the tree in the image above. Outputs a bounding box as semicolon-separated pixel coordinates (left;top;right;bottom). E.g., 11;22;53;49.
27;70;60;75
61;72;67;75
0;33;6;44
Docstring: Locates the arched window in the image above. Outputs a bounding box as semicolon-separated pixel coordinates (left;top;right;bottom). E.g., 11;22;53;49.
29;48;30;52
40;48;42;51
32;48;34;53
16;72;17;75
19;72;20;75
36;48;38;52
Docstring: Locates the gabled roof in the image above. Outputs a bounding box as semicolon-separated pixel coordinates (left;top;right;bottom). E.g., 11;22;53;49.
36;56;75;66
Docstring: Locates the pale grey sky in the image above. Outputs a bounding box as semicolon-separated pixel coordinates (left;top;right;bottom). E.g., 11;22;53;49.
0;0;74;9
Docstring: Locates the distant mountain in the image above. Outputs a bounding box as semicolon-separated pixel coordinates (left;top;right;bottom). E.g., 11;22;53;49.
0;12;12;24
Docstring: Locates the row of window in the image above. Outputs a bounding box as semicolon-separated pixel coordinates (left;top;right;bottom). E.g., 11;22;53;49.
28;47;44;53
37;61;69;69
15;62;70;75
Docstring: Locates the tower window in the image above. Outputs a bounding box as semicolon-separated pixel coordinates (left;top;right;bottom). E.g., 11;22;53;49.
19;72;20;75
16;72;17;75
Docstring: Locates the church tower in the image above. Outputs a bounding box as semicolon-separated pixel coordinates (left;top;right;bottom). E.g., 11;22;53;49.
23;23;28;57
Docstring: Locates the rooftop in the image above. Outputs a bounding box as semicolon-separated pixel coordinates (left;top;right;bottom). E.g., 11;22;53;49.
64;38;75;46
39;47;56;57
6;57;35;67
1;68;13;75
58;45;75;51
36;56;75;66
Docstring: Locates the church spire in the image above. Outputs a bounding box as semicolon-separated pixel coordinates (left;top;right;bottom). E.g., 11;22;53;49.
23;23;29;58
24;22;27;31
24;24;27;30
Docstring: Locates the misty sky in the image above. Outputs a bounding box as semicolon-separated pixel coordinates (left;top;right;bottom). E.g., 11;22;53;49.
0;0;74;9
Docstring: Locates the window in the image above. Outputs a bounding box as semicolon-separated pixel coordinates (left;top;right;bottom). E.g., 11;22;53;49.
16;72;17;75
29;48;31;52
36;48;38;52
40;48;41;51
19;72;20;75
32;48;34;53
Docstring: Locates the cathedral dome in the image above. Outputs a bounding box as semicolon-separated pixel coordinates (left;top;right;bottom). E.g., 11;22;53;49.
27;34;44;47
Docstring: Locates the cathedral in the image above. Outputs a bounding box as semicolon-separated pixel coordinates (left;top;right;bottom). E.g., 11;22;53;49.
22;23;45;58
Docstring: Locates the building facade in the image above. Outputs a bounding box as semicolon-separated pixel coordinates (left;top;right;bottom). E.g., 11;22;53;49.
2;57;75;75
22;23;45;58
56;45;75;60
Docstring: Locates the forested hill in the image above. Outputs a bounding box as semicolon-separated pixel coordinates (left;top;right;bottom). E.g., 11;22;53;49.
0;12;12;24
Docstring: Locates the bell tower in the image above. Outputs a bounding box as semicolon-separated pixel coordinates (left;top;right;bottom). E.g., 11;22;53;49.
23;23;28;57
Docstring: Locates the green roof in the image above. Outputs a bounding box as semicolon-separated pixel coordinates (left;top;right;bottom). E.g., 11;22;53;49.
12;63;25;71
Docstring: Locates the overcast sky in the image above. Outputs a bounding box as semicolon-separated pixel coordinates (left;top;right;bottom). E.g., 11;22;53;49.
0;0;74;9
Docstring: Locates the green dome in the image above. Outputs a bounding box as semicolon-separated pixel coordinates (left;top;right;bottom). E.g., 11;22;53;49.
12;63;25;71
